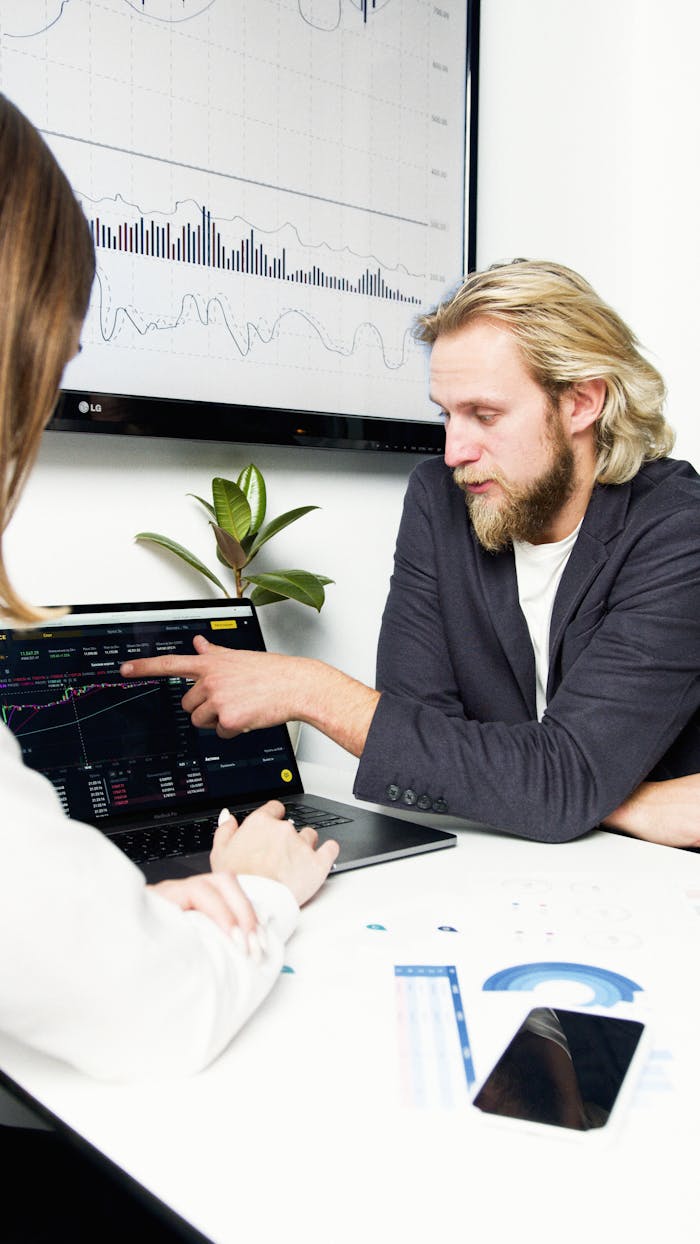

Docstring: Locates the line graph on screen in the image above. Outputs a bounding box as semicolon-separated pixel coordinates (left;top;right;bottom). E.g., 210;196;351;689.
1;679;177;767
7;1;393;38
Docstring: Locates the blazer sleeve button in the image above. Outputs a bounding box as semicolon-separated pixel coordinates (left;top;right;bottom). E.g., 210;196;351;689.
432;797;448;813
386;784;401;801
417;794;432;810
402;789;418;806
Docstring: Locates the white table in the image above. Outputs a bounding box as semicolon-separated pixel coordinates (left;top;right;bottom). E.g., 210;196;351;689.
2;762;700;1244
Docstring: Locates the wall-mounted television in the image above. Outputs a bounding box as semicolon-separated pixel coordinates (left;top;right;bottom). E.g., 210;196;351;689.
0;0;479;453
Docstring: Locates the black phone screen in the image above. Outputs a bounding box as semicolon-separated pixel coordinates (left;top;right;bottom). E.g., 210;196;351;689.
473;1007;645;1131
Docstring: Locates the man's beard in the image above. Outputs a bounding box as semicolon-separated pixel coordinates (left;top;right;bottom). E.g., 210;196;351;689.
453;410;576;553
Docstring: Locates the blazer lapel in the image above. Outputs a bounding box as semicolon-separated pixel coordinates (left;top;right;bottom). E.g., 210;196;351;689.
548;480;632;687
472;481;632;718
476;547;537;717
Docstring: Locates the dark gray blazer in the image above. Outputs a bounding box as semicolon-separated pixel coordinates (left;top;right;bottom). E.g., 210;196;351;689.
353;456;700;842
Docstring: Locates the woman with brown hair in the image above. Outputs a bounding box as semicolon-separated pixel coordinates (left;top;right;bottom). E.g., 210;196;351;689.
0;92;338;1081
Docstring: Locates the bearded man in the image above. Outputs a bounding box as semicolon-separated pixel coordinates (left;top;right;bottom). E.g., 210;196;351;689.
123;261;700;849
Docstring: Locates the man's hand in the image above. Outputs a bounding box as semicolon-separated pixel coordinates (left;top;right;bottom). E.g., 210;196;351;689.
211;800;339;906
122;635;303;735
604;775;700;848
121;634;380;756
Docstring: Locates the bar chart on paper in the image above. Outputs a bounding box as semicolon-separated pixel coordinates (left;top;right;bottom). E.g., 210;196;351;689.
0;0;468;422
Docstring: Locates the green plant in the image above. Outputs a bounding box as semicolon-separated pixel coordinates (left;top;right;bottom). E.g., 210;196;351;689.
136;464;333;611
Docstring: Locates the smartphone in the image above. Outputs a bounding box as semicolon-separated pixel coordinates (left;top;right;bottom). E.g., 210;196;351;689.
472;1007;648;1138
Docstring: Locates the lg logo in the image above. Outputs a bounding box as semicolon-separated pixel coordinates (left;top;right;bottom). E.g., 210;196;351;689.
78;400;102;414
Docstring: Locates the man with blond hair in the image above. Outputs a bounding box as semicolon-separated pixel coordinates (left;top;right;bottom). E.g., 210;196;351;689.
124;260;700;849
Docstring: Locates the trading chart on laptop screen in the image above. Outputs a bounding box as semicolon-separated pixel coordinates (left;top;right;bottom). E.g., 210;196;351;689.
0;605;298;827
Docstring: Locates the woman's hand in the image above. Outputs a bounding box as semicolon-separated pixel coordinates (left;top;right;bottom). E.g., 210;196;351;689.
211;800;339;906
148;871;262;954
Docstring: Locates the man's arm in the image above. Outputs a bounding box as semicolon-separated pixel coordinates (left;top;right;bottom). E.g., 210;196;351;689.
121;629;700;848
121;633;379;757
604;776;700;848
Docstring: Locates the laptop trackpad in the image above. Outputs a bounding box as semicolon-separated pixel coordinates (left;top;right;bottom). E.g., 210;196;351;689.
141;852;211;883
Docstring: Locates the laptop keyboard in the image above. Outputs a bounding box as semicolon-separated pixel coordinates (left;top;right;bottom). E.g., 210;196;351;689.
114;803;353;865
283;802;353;829
115;818;215;865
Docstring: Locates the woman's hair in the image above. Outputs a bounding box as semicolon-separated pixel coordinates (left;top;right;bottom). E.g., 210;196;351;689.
0;94;95;623
416;259;674;485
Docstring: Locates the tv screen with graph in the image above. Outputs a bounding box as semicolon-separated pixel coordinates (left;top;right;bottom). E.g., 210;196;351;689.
0;0;479;452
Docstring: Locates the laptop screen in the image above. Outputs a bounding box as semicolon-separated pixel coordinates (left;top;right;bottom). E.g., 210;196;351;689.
0;600;303;830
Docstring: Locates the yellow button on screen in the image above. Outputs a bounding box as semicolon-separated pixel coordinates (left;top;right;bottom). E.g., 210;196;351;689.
210;619;237;630
281;769;293;783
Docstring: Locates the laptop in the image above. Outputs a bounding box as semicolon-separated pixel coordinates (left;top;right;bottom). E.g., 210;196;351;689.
0;598;456;880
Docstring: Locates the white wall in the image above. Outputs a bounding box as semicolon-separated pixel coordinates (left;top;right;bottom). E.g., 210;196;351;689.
477;0;700;468
7;0;700;770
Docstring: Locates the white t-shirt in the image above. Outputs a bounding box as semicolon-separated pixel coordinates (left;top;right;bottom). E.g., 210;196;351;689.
0;722;299;1081
513;523;582;720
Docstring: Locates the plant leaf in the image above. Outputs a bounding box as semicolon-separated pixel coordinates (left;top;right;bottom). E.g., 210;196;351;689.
248;585;287;606
187;493;216;520
210;522;247;570
244;569;332;611
237;464;266;533
212;477;251;541
246;506;319;558
135;532;230;595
